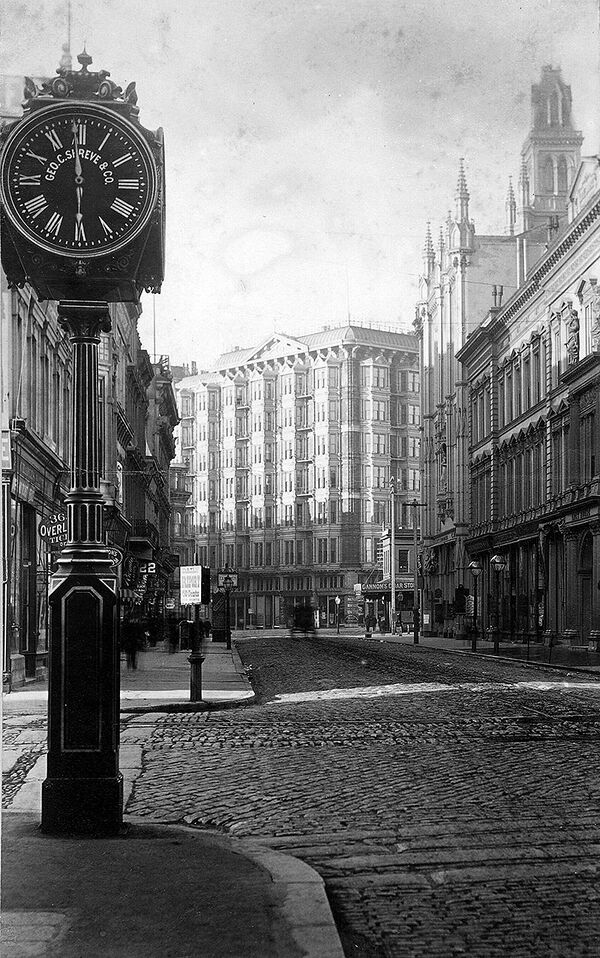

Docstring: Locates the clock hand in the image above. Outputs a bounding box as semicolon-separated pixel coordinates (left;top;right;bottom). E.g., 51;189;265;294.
71;121;83;182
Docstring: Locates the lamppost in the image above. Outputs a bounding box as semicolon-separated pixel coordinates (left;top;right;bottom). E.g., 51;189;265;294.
389;476;396;634
335;594;341;634
468;559;483;653
223;574;233;650
490;553;507;655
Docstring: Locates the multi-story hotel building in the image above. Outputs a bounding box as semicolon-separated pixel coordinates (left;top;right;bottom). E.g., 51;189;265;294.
173;325;419;629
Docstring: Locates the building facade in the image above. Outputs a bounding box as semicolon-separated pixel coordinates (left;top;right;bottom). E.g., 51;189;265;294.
458;149;600;648
173;325;420;629
416;65;582;638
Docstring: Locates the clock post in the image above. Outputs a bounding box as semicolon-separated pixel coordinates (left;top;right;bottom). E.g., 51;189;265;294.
42;300;122;833
0;51;165;834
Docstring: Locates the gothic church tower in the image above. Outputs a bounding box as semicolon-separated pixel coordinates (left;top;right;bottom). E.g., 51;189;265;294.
519;65;583;233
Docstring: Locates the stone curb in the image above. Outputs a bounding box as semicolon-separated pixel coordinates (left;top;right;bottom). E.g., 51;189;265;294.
408;643;600;678
120;644;256;713
173;820;346;958
120;693;256;714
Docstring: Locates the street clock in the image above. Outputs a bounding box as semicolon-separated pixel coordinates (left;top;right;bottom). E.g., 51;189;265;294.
0;50;165;303
0;102;158;258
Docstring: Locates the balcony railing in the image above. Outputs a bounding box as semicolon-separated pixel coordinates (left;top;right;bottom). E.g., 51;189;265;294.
129;519;160;550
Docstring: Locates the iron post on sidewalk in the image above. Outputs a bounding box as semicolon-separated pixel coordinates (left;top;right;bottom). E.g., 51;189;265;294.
188;608;205;701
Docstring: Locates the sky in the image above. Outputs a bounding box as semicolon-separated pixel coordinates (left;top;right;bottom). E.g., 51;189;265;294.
1;0;599;367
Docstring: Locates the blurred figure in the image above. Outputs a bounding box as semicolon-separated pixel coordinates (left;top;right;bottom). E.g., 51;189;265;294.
121;615;145;669
290;605;316;637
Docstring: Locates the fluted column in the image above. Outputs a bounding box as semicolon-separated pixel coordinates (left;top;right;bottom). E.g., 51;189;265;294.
61;302;110;551
42;301;122;835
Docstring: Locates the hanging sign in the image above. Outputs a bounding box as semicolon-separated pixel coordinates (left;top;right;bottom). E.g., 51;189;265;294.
180;565;203;604
38;512;68;545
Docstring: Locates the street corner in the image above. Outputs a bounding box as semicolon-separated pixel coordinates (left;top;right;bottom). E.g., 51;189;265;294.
171;822;346;958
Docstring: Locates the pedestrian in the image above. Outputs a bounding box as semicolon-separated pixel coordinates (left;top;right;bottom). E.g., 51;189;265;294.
122;615;144;670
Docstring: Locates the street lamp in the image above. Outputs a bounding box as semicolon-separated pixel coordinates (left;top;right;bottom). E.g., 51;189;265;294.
335;594;341;634
223;575;233;650
490;553;507;655
468;559;483;653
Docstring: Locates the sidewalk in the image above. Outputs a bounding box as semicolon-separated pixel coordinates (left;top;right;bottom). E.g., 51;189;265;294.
2;641;256;713
291;626;600;673
2;813;344;958
2;642;345;958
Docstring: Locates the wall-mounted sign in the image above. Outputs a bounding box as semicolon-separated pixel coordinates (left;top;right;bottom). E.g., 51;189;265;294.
107;547;123;569
38;512;68;545
1;430;11;471
122;555;141;589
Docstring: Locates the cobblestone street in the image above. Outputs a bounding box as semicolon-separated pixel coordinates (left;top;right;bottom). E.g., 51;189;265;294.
6;635;600;956
128;636;600;957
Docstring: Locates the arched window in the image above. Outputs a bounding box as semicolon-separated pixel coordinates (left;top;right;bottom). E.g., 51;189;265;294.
542;156;554;193
549;90;560;125
557;156;568;192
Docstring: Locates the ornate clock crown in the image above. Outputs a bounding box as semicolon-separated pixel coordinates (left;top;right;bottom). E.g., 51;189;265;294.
23;48;139;118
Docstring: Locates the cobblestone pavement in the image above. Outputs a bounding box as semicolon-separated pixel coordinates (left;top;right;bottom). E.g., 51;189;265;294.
6;636;600;956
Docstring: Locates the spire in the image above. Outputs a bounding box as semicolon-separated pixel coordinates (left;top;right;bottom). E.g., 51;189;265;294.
423;222;435;278
505;177;517;236
437;225;445;271
455;157;470;222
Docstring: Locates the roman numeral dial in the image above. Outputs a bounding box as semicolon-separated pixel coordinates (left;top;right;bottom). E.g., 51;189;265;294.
0;103;158;257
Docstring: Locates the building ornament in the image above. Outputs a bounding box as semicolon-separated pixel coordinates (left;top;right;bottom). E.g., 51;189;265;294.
436;440;448;490
579;386;597;412
564;302;580;365
25;48;139;111
589;279;600;352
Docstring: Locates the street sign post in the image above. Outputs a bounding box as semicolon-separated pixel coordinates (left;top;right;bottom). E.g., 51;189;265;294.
180;565;204;605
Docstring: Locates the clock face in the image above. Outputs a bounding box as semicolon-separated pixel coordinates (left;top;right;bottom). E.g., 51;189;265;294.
0;103;158;258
